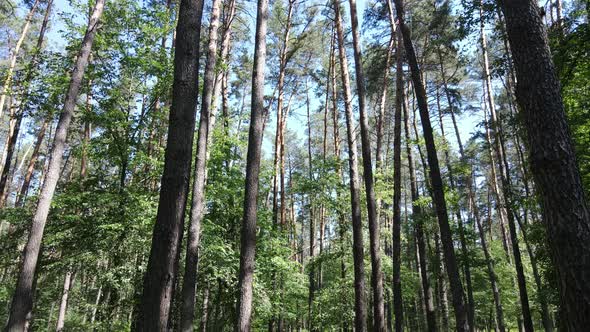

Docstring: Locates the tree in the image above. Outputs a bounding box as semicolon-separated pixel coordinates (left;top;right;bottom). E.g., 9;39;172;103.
333;2;367;331
499;0;590;329
5;0;105;330
392;0;470;330
235;0;269;329
135;0;204;329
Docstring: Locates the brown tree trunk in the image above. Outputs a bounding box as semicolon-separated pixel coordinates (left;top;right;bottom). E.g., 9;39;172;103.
16;116;49;207
0;0;40;119
179;0;221;330
346;1;385;329
392;0;469;330
235;0;268;329
404;87;437;332
391;22;404;332
479;5;533;330
271;0;294;227
499;0;590;328
135;0;204;330
5;1;104;330
334;2;367;330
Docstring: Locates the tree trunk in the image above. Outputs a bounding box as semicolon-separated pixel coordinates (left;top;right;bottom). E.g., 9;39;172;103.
235;0;268;329
0;0;40;119
404;86;437;332
479;6;534;330
346;1;385;329
392;0;469;330
178;1;221;330
500;4;590;328
391;22;404;332
334;2;367;331
16;115;49;207
199;285;209;332
135;0;204;330
5;1;104;330
55;270;74;332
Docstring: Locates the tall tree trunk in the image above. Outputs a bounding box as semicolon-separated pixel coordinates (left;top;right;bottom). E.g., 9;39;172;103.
235;0;268;329
0;0;40;119
479;5;534;330
5;0;53;207
5;2;104;330
499;1;590;328
437;49;506;332
306;78;316;331
179;0;221;330
55;270;74;332
434;84;475;331
135;0;204;330
0;102;21;207
271;0;294;227
16;115;49;207
404;87;437;332
391;22;404;332
346;1;385;329
392;0;469;330
333;2;367;330
199;284;209;332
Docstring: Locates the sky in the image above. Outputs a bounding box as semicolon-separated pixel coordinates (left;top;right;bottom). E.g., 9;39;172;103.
16;0;480;158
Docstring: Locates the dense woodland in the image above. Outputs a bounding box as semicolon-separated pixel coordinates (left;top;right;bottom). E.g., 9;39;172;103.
0;0;589;331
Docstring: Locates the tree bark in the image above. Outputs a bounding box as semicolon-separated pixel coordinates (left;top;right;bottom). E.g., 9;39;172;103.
334;2;367;331
499;0;590;328
404;86;437;332
346;1;385;329
391;22;404;332
0;0;40;119
179;0;221;330
5;1;104;330
135;0;204;330
235;0;268;329
55;270;74;332
392;0;469;330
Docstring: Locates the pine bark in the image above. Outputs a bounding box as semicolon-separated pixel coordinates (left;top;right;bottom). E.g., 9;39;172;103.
392;24;404;332
392;0;469;330
346;1;385;329
499;0;590;329
179;0;221;330
135;0;204;330
5;1;104;330
334;2;367;330
235;0;268;329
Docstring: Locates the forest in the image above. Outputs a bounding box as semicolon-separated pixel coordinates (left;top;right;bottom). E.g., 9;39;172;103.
0;0;589;331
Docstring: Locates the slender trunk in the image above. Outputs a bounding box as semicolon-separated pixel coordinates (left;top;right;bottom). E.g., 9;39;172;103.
0;0;40;119
6;2;104;330
16;116;49;207
334;2;367;330
306;79;316;330
199;285;209;332
235;0;268;329
0;103;21;207
136;0;204;330
271;0;294;227
55;270;74;332
347;1;385;329
391;22;404;332
480;6;533;329
438;50;506;332
393;0;469;330
434;84;475;331
404;86;437;332
179;1;221;331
